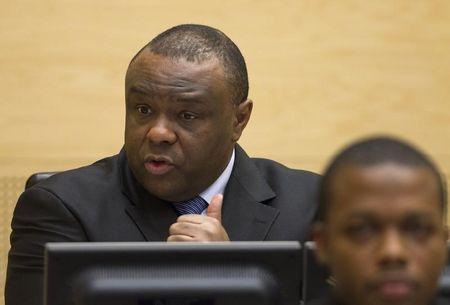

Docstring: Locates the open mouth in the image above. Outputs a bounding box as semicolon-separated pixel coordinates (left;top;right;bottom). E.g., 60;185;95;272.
144;159;174;176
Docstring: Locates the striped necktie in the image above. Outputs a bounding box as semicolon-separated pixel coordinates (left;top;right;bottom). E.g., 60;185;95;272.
172;196;208;216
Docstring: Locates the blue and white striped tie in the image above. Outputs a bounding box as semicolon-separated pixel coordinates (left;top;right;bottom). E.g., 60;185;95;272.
172;196;208;216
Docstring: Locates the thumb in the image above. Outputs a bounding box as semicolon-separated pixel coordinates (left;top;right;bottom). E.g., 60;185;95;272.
206;194;223;222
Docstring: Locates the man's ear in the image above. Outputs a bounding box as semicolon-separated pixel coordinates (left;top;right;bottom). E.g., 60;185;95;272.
312;223;329;265
232;99;253;142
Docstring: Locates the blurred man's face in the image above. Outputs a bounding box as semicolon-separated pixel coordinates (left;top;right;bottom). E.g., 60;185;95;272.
315;163;447;305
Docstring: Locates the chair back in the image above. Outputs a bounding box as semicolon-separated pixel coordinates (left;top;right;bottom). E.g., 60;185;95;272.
25;172;57;189
437;242;450;297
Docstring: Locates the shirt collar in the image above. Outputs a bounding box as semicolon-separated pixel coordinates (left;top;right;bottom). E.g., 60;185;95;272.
199;148;235;205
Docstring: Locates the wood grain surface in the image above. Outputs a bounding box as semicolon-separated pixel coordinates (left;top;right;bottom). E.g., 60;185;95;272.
1;1;450;303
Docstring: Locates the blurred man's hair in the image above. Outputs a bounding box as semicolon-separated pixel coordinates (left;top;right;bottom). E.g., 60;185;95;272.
317;136;447;222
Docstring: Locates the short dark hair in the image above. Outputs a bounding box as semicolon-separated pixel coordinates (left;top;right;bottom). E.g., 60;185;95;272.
130;24;248;104
317;136;447;222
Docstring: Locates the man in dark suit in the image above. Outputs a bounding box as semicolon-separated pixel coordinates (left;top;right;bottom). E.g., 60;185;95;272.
312;136;448;305
5;24;319;305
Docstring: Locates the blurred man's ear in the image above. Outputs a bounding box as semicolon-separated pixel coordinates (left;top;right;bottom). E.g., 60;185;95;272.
232;99;252;142
312;223;329;265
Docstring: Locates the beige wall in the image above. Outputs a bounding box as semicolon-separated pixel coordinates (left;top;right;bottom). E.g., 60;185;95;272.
2;1;450;303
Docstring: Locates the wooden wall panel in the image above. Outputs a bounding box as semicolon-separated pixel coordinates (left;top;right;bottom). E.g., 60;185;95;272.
1;1;450;303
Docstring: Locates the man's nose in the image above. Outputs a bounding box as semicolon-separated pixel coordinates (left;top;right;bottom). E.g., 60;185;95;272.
377;229;408;269
146;117;177;145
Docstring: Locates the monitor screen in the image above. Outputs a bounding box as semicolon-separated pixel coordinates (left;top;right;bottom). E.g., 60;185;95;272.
44;241;302;305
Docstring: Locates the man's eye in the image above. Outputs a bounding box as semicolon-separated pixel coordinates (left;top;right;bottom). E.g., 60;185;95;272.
403;222;434;240
137;106;151;115
345;223;376;242
180;112;196;120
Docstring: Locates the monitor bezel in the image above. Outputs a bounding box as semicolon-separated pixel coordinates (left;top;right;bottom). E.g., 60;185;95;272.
44;241;302;305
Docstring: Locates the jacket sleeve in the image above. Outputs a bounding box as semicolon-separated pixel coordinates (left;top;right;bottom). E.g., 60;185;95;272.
5;186;87;305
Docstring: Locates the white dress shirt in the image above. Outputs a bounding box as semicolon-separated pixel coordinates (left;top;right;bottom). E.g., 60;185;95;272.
199;148;235;214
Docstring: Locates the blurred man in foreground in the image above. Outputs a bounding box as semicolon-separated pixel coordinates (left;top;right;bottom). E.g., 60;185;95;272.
313;136;448;305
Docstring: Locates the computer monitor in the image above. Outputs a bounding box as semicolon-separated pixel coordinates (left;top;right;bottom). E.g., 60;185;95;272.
44;241;302;305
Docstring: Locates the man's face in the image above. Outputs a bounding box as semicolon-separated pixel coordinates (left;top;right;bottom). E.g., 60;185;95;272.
124;50;251;202
315;163;447;305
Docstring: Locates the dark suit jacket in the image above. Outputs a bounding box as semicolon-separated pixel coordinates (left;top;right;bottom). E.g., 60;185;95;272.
5;145;319;305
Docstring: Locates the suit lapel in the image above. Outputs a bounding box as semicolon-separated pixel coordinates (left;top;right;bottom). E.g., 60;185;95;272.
222;145;279;241
125;199;177;241
117;146;280;241
119;150;177;241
